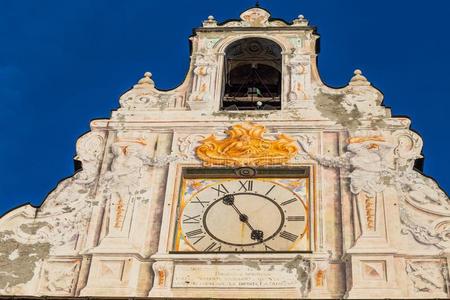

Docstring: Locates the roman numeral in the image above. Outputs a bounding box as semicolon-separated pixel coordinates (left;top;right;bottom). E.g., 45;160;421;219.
280;198;297;206
287;216;305;221
279;231;298;242
185;229;205;244
264;245;275;251
265;185;276;196
238;180;253;192
191;196;209;208
182;214;201;224
204;242;221;252
211;184;229;196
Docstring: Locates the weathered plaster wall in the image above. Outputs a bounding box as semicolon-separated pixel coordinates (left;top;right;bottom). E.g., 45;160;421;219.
0;7;449;299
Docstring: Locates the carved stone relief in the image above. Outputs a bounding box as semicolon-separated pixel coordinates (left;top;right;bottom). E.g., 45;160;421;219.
297;126;449;251
195;123;299;167
399;206;450;249
39;261;80;296
405;260;447;295
187;48;217;110
176;134;207;161
298;134;391;197
218;8;289;28
342;70;386;118
119;72;184;111
398;171;450;216
100;132;155;237
287;46;312;104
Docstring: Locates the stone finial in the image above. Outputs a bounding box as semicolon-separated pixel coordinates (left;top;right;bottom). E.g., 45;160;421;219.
137;72;155;87
203;15;217;27
293;14;309;26
349;69;371;86
119;72;159;109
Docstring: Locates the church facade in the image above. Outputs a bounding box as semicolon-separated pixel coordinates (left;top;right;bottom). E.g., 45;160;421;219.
1;7;449;299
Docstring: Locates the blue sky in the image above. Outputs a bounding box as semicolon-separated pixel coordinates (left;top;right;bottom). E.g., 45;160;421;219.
0;0;449;215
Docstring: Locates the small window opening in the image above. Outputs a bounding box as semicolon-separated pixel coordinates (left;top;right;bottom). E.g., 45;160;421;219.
222;38;282;111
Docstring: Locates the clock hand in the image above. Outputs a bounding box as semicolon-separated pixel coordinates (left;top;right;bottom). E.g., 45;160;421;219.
222;194;264;243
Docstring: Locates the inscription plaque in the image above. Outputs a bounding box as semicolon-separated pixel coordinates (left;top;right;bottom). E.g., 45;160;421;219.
172;264;300;288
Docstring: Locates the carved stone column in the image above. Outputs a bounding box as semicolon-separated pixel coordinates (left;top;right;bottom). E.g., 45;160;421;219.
187;48;217;111
286;45;313;108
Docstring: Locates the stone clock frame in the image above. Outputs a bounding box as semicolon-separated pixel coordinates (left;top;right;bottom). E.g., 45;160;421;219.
149;158;332;298
169;166;314;253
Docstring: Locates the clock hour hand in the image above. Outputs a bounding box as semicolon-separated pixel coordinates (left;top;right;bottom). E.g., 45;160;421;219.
222;194;264;243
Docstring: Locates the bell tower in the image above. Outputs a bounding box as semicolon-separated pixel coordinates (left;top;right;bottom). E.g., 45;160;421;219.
187;7;317;112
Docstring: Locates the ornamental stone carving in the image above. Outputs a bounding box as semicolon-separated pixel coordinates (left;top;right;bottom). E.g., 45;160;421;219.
342;70;386;118
287;46;312;104
100;133;155;234
119;72;183;110
195;123;299;167
40;262;80;295
405;260;448;296
400;206;450;249
298;134;392;196
188;51;217;106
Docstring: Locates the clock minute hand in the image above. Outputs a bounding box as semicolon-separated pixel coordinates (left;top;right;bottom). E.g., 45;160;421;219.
222;194;264;243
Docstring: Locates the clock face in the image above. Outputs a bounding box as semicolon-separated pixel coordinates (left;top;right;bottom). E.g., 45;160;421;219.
176;177;309;252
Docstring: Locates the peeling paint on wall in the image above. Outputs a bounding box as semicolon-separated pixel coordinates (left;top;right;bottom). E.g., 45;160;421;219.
0;231;50;290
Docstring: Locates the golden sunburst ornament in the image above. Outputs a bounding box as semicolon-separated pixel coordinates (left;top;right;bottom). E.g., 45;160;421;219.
195;123;299;166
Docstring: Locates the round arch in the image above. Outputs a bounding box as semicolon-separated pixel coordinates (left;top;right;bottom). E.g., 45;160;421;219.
220;37;283;111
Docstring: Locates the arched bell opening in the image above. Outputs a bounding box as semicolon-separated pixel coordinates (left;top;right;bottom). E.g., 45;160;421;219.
221;38;282;111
